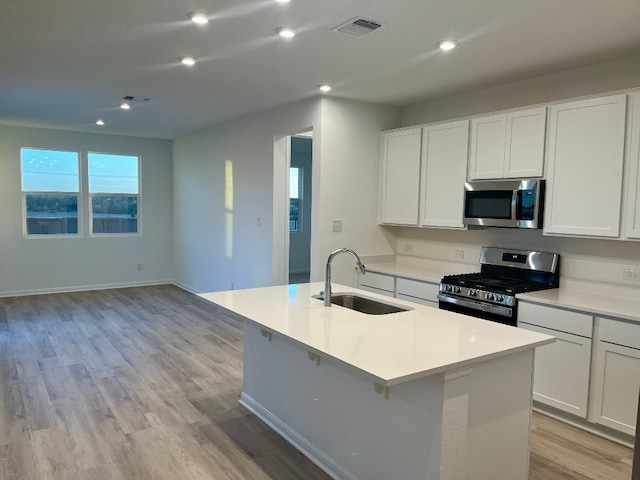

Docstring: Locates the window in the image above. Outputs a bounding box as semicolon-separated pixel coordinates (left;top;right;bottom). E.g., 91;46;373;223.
88;153;140;234
21;148;80;235
290;167;301;232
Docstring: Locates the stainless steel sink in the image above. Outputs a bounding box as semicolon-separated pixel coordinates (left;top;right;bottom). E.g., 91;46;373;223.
313;293;411;315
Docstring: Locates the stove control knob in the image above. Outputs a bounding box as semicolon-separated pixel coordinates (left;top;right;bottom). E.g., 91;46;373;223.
468;289;477;297
454;286;462;294
445;285;453;292
495;294;504;302
486;292;495;301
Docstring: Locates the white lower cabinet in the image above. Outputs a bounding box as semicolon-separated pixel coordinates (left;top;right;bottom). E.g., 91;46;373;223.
518;302;592;418
519;323;591;417
395;277;439;307
593;317;640;435
358;272;395;298
358;271;439;306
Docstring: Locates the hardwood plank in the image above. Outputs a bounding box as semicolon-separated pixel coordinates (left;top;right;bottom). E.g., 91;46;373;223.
0;381;30;446
20;375;57;432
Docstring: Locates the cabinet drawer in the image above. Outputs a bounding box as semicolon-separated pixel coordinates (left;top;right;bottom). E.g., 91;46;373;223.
358;272;394;293
396;277;439;303
599;317;640;349
518;302;592;338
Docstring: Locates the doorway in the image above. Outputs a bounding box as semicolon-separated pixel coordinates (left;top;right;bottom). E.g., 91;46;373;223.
288;132;312;284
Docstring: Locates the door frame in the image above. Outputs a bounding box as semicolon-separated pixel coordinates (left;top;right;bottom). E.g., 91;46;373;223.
272;129;313;285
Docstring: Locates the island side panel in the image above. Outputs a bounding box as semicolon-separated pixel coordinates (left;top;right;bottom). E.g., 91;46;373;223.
465;349;535;480
241;320;448;480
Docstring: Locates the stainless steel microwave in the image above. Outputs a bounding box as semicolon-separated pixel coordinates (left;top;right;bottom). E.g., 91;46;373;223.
463;179;545;229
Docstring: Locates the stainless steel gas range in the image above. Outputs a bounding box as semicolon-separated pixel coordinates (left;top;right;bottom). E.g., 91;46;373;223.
438;247;560;326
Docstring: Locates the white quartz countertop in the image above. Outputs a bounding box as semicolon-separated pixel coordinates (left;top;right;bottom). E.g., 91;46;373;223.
518;287;640;323
199;282;554;387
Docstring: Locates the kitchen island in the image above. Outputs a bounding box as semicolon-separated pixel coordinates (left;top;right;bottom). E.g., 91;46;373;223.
199;282;554;480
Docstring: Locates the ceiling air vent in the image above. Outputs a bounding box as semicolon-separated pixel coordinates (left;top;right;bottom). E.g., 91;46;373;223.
332;17;384;37
122;95;151;103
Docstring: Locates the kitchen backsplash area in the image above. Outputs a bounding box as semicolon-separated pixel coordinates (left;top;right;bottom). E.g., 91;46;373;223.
391;226;640;293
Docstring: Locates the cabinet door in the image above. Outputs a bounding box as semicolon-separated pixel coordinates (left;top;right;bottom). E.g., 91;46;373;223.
469;115;506;179
395;277;440;305
419;120;469;228
519;322;591;418
544;95;627;237
625;92;640;239
379;129;422;225
593;341;640;435
504;107;546;178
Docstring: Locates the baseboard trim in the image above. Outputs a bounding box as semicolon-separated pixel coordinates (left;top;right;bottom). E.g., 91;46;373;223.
171;280;200;294
533;403;634;448
239;392;355;480
0;279;174;298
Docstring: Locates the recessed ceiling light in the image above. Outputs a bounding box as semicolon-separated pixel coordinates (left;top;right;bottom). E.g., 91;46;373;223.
188;12;209;24
275;0;291;3
318;84;332;93
120;102;131;110
180;56;196;66
276;26;296;38
438;40;457;51
96;119;105;126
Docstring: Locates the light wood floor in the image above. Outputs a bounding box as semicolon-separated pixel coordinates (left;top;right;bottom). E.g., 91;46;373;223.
0;285;633;479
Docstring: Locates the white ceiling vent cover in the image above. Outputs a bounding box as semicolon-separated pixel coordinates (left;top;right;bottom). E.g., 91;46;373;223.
332;17;384;37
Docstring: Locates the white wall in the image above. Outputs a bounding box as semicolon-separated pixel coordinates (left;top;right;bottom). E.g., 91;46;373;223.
402;55;640;127
394;54;640;286
172;98;322;293
393;227;640;287
0;125;173;296
316;98;401;286
172;96;400;293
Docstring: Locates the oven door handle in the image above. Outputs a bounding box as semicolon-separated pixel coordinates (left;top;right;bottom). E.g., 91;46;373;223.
438;294;514;318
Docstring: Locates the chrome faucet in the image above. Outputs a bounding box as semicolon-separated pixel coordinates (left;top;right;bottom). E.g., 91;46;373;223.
324;248;366;307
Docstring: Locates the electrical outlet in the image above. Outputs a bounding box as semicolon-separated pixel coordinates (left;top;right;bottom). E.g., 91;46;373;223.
137;263;142;271
403;244;414;254
230;281;235;290
454;249;464;259
332;219;342;233
256;216;261;227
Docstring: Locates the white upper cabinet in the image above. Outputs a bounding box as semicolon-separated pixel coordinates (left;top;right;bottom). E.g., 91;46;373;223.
624;92;640;239
469;115;506;179
469;107;546;180
379;128;422;225
419;120;469;228
505;108;547;178
544;94;627;238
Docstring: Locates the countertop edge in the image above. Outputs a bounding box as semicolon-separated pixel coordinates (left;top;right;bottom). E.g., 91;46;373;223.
199;285;556;387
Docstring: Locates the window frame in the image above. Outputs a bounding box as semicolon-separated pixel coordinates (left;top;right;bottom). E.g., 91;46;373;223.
20;147;82;239
87;151;142;237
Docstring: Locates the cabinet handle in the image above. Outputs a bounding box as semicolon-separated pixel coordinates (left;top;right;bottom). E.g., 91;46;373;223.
308;351;321;365
374;382;390;399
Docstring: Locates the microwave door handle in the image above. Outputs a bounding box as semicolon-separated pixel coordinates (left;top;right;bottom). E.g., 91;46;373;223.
511;190;518;220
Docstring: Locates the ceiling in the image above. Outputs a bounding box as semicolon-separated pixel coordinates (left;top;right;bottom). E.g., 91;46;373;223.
2;0;640;140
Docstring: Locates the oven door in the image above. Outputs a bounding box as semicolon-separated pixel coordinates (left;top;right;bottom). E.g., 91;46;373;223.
438;293;517;326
